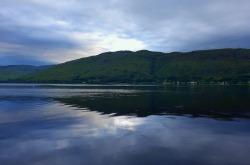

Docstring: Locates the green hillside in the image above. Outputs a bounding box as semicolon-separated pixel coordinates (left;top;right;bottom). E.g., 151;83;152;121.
18;49;250;84
0;65;52;81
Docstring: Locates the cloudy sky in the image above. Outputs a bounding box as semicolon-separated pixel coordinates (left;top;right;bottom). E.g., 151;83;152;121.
0;0;250;65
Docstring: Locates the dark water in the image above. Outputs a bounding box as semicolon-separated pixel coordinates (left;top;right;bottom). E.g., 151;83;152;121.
0;84;250;165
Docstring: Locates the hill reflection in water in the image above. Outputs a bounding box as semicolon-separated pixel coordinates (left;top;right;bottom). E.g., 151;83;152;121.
0;85;250;165
54;86;250;120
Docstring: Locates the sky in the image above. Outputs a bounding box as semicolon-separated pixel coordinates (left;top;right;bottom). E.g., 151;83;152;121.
0;0;250;65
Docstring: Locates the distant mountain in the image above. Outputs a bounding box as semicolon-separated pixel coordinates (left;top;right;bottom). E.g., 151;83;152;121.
0;65;52;81
15;48;250;84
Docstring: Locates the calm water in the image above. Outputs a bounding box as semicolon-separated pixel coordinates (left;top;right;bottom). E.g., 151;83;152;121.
0;84;250;165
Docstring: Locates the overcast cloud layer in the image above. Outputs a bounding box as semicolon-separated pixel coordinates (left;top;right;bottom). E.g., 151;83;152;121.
0;0;250;65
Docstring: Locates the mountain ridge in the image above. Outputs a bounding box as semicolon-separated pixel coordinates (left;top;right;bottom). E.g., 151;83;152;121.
0;65;53;81
6;48;250;84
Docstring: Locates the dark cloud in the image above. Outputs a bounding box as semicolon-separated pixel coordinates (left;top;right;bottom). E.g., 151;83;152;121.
0;0;250;65
119;0;250;52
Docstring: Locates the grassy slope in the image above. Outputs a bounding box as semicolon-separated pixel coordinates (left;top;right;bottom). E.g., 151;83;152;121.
156;49;250;82
18;49;250;83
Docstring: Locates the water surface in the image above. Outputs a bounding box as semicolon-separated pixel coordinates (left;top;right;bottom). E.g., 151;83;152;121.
0;84;250;165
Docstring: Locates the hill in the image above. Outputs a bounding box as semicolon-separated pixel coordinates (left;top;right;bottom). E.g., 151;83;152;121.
17;49;250;84
0;65;52;81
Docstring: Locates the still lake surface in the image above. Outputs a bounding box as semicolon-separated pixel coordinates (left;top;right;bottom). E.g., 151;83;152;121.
0;84;250;165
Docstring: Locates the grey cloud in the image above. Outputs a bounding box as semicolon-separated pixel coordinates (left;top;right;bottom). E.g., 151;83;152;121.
117;0;250;51
0;0;250;65
0;53;53;65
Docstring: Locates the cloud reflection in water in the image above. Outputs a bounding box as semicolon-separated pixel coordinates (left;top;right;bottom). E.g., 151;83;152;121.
0;86;250;165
